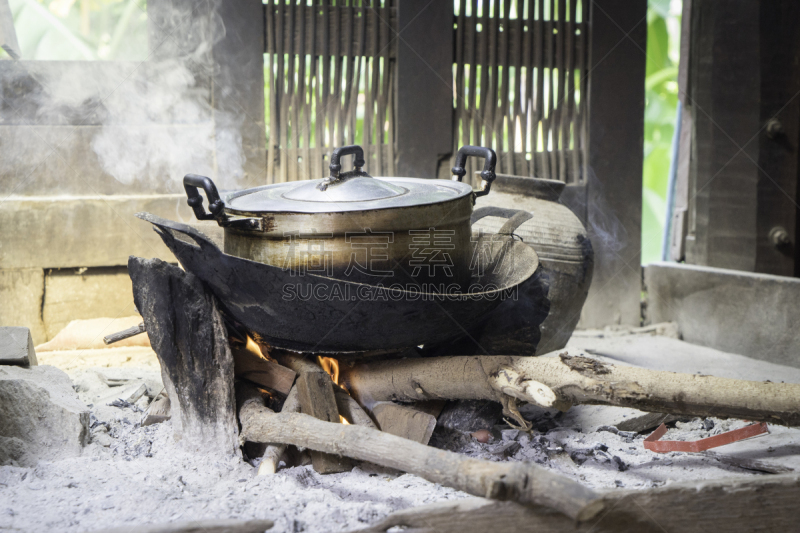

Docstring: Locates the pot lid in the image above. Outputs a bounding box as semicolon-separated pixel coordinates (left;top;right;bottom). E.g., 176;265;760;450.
225;176;473;214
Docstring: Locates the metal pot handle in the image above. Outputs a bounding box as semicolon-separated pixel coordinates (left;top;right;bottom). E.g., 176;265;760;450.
183;174;226;222
451;146;497;197
318;145;370;191
329;145;366;177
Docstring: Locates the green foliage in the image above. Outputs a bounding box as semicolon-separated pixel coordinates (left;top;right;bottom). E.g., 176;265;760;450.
642;1;680;264
7;0;148;61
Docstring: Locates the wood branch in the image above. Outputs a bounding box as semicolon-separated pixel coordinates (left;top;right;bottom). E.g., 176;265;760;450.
239;401;602;522
340;352;800;426
257;385;300;476
334;388;377;428
371;402;436;445
352;471;800;533
129;257;238;455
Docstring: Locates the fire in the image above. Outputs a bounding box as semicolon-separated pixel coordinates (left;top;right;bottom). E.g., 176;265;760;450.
317;356;340;385
317;356;350;425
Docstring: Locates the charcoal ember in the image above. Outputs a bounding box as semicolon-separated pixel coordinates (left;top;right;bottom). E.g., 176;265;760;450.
569;451;590;465
436;400;503;433
613;455;628;472
500;428;521;441
703;418;715;431
108;398;140;411
486;440;521;458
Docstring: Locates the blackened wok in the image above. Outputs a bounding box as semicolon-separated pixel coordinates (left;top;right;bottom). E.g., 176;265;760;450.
136;212;539;354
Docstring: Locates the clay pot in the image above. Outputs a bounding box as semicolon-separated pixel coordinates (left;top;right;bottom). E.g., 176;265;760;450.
468;174;594;355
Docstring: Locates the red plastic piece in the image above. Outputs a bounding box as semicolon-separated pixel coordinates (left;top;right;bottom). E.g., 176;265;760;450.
643;422;769;453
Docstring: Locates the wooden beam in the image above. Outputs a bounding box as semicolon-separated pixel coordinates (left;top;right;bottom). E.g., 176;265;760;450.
582;0;646;327
352;473;800;533
756;0;800;276
395;0;453;178
684;0;760;269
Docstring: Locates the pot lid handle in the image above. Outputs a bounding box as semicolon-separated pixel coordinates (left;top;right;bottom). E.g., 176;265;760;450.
451;145;497;198
318;145;371;192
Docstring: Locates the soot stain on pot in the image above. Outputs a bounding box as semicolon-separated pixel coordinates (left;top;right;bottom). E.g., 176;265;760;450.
262;215;276;233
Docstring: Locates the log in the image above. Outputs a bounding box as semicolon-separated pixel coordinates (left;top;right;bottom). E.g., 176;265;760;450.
334;388;377;428
257;385;300;476
340;352;800;427
350;470;800;533
371;402;436;445
238;400;602;522
295;368;353;474
129;257;238;455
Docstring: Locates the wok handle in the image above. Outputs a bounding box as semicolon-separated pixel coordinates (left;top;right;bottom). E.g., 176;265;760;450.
451;146;497;198
471;206;533;238
183;174;226;221
329;145;367;178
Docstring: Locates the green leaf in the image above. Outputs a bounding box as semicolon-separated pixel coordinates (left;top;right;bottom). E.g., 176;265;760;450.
645;66;679;91
646;15;670;77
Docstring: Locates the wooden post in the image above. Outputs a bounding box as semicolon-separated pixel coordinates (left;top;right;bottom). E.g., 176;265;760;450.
582;0;647;327
212;0;267;187
128;257;239;456
755;0;800;277
395;0;453;178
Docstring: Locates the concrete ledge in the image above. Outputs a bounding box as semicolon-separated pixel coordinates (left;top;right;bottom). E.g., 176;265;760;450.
644;262;800;368
0;195;202;269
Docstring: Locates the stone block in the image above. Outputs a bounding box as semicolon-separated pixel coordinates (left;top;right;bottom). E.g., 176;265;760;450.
0;327;37;366
0;365;90;466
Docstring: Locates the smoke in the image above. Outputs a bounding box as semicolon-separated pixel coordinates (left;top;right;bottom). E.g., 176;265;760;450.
93;1;244;190
19;0;246;192
562;166;628;259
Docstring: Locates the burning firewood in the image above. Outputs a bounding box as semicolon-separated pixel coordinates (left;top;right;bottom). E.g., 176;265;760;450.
276;352;353;474
334;388;377;428
340;353;800;428
238;388;604;522
231;337;296;396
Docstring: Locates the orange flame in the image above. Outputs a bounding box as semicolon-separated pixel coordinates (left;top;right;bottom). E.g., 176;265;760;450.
317;356;340;385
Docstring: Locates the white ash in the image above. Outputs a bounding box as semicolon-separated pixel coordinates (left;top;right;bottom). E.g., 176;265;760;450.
0;368;465;533
429;405;772;490
0;365;789;532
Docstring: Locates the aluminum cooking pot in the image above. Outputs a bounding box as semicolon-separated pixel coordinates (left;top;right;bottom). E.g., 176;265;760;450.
183;145;498;288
